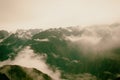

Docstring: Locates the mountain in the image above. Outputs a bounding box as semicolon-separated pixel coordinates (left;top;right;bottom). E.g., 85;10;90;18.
0;30;9;39
0;24;120;80
0;30;9;43
16;29;42;39
0;29;42;61
30;26;120;80
0;65;52;80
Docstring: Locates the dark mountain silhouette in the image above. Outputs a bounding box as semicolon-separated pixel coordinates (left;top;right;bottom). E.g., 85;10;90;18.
0;65;52;80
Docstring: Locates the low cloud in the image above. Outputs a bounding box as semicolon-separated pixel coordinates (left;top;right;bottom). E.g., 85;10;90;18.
0;46;61;80
66;25;120;50
65;25;120;60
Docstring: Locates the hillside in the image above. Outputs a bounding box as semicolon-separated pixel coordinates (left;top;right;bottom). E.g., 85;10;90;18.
0;24;120;80
0;65;52;80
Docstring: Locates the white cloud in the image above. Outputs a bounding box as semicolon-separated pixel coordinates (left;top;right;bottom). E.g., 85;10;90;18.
65;25;120;54
34;38;49;42
0;46;61;80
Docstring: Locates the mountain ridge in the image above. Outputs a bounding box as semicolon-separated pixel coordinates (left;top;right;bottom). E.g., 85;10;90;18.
0;24;120;80
0;65;52;80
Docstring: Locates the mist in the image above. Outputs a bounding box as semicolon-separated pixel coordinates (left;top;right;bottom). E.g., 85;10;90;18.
0;46;61;80
65;25;120;58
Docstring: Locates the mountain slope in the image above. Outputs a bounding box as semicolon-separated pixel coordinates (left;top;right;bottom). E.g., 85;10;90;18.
0;65;52;80
0;24;120;80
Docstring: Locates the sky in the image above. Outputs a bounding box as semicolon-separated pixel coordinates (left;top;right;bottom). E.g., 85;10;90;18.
0;0;120;31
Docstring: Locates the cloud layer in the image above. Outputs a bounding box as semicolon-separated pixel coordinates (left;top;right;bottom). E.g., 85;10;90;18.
0;46;61;80
65;25;120;58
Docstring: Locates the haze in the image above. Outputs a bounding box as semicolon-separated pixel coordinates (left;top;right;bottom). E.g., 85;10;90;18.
0;0;120;31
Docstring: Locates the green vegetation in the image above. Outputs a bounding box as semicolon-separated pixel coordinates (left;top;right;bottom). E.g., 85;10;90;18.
0;65;52;80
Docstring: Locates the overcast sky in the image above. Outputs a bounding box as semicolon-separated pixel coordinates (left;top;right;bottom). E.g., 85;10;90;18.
0;0;120;31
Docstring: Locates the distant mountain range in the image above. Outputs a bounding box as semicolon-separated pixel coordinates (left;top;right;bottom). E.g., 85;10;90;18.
0;24;120;80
